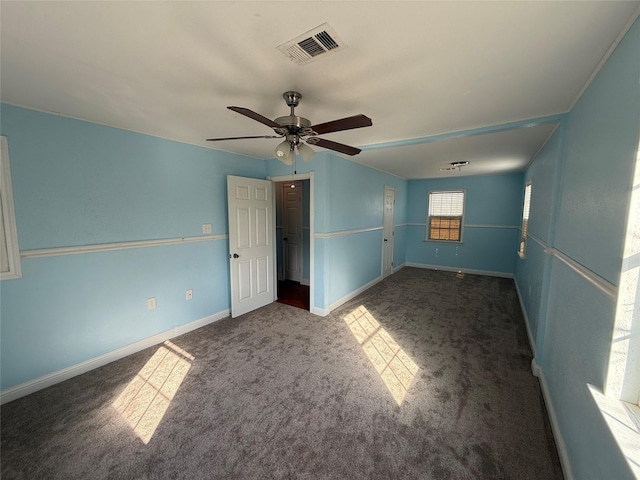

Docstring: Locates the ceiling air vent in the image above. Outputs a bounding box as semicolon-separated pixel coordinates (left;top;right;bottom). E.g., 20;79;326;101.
277;23;346;66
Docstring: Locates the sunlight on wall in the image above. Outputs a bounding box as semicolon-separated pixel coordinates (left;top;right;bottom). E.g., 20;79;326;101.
606;143;640;404
588;385;640;478
113;340;194;444
595;140;640;477
343;305;419;405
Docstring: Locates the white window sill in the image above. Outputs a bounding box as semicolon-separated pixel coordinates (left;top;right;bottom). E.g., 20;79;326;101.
424;239;463;244
588;385;640;477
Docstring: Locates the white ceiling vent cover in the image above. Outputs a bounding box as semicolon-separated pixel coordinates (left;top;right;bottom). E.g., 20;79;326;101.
277;23;347;66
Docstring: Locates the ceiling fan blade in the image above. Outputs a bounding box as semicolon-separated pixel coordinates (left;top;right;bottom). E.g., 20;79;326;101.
206;135;282;141
307;137;361;156
227;106;282;129
310;114;372;135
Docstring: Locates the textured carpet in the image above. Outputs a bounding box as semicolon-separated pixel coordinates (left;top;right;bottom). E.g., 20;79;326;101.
1;267;563;479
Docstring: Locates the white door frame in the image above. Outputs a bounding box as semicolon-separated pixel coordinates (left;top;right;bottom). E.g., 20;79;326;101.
269;172;314;313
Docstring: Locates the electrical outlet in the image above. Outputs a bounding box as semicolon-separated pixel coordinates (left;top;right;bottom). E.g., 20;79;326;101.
147;297;157;310
186;289;193;300
202;224;212;234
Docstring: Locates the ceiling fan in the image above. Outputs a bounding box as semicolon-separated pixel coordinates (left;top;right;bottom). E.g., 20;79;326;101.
206;91;372;165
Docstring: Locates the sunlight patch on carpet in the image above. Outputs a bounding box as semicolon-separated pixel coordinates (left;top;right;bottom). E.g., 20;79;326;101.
113;340;194;444
344;305;418;405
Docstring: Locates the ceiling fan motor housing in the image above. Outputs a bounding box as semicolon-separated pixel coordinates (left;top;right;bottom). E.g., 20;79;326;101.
283;91;302;108
275;91;316;137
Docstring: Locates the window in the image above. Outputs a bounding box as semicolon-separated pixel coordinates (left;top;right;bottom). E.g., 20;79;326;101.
518;182;532;258
1;136;22;280
427;190;464;241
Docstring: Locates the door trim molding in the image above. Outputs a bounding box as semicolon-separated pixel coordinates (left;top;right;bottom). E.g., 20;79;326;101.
268;172;315;313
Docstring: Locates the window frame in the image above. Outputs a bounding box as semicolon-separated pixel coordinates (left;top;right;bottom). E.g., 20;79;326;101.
518;182;532;259
1;136;22;280
426;189;465;243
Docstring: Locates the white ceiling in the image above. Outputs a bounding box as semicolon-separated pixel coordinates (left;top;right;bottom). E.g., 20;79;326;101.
1;1;638;179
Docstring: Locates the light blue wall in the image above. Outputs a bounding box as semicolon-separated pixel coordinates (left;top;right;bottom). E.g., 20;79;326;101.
266;153;408;310
406;173;523;275
0;104;266;390
515;17;640;479
515;129;562;342
0;104;409;392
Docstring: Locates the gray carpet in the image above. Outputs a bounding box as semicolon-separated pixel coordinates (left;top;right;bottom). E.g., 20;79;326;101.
1;267;563;479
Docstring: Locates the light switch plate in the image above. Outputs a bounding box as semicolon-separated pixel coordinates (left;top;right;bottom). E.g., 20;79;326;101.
202;224;212;234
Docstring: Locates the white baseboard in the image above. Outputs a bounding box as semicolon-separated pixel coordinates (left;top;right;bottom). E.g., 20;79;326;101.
531;358;542;378
328;275;384;314
392;263;406;274
311;274;385;317
0;309;230;405
513;278;537;355
311;306;330;317
301;278;310;286
536;366;575;480
405;262;514;279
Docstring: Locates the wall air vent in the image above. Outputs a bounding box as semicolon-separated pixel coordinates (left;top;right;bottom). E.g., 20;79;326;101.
277;23;346;66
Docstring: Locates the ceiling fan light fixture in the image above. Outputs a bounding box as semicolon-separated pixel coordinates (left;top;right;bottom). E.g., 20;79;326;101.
297;142;315;162
275;139;294;165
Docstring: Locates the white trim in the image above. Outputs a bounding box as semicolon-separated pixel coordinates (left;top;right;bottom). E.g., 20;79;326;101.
545;247;617;301
0;309;230;405
408;223;518;230
537;367;575;480
0;136;22;280
328;275;384;314
314;226;382;239
514;277;537;354
531;358;542;378
405;262;514;279
393;262;406;274
520;233;617;301
269;172;314;314
311;274;385;317
465;224;519;229
311;305;330;317
528;233;547;249
20;234;228;259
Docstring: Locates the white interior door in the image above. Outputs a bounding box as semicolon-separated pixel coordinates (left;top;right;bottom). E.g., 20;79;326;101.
283;182;302;282
382;186;395;278
227;175;276;318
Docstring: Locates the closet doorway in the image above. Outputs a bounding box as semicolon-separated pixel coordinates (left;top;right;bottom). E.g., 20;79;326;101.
272;175;312;311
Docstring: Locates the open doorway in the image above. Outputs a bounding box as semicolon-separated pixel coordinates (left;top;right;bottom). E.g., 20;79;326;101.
272;175;312;311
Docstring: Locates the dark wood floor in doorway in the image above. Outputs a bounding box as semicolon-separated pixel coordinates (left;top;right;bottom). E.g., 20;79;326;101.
277;280;309;310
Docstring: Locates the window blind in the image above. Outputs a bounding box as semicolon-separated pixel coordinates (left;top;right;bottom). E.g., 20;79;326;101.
522;184;531;221
429;191;464;216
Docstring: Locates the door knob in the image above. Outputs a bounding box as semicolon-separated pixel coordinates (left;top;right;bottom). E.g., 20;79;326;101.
384;238;388;242
232;253;240;258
